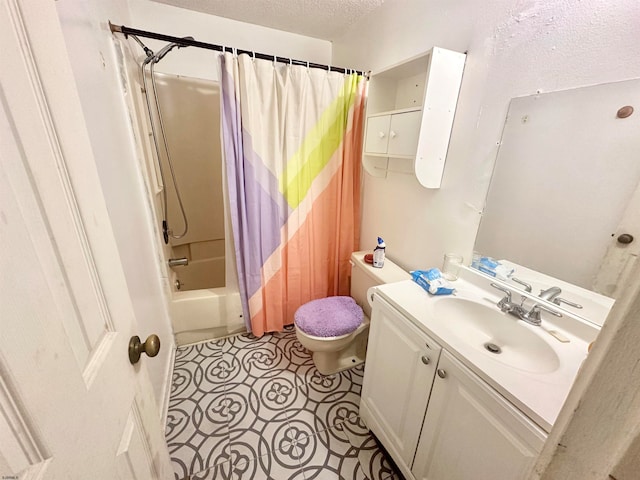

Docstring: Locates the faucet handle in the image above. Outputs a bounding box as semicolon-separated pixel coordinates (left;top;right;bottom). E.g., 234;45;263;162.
553;297;583;309
490;283;512;302
490;283;514;312
511;277;532;293
539;286;562;300
522;303;562;326
534;304;563;318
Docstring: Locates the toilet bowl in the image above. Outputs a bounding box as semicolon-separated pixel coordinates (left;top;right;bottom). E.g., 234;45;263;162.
294;251;409;375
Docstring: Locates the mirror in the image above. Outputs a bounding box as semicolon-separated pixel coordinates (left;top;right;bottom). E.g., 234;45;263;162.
474;79;640;323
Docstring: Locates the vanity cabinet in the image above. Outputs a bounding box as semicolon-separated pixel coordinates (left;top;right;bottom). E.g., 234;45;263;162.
360;295;442;469
411;350;546;480
362;47;465;188
361;295;547;480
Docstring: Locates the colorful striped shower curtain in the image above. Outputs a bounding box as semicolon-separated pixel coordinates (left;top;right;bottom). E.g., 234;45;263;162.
219;52;366;336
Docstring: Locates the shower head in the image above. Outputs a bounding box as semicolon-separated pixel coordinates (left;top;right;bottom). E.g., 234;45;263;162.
153;37;194;63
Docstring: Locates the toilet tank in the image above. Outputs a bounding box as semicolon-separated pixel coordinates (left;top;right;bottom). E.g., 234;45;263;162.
350;251;410;317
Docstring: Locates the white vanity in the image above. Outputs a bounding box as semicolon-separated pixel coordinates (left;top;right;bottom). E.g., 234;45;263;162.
360;265;605;480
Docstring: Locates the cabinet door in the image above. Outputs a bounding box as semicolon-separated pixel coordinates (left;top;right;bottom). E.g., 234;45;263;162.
388;110;422;156
412;351;547;480
364;114;391;154
360;296;441;468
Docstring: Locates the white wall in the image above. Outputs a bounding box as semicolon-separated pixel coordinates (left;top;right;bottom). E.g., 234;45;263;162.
332;0;640;272
56;0;175;412
127;0;332;81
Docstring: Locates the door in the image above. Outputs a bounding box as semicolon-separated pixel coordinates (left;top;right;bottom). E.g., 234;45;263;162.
0;1;172;478
387;110;421;157
411;351;546;480
593;178;640;298
360;296;441;469
364;114;391;154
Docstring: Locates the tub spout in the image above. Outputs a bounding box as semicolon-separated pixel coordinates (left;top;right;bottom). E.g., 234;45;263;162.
168;257;189;268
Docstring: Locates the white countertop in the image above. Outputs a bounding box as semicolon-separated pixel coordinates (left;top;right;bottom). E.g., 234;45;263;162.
374;274;599;433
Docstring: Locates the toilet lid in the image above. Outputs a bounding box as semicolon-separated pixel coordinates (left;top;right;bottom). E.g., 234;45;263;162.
294;296;363;338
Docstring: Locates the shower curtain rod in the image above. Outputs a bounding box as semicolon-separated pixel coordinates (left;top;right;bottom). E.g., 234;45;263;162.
109;22;369;77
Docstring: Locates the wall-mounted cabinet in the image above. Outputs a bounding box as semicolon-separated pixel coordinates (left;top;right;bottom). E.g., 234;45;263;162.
362;47;465;188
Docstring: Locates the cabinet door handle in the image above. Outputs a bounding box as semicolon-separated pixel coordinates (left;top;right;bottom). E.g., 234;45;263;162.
437;369;447;378
421;355;430;365
390;130;397;138
378;131;385;139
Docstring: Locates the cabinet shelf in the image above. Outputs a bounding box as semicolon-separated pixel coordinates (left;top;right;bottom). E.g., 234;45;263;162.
366;106;422;118
362;47;465;188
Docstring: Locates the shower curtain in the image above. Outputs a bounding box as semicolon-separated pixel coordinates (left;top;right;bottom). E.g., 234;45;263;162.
219;52;366;336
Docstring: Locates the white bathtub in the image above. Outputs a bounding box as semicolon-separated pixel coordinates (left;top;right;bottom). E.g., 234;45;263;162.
170;287;245;346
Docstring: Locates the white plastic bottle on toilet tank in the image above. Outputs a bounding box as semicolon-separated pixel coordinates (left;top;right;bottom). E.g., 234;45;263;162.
373;237;386;268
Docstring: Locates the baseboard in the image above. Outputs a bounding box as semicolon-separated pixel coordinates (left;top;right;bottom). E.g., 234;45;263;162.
160;342;176;426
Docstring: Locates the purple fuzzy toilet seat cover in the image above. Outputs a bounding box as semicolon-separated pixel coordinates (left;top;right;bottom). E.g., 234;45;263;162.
294;296;363;337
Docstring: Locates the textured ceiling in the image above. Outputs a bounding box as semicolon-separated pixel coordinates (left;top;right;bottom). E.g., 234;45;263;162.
151;0;385;41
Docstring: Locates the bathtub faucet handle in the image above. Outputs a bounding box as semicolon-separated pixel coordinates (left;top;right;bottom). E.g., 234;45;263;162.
168;257;189;268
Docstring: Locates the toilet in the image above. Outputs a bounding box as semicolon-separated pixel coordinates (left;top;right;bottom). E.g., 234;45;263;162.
294;251;409;375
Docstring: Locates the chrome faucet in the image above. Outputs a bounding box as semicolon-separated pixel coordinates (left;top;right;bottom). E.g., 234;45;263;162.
521;303;562;325
490;283;562;326
538;285;583;309
539;286;562;302
490;283;513;311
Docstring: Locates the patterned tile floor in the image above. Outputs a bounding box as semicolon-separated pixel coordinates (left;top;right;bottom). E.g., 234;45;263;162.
166;325;403;480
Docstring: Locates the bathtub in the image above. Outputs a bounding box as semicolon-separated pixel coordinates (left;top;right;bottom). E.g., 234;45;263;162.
170;286;245;346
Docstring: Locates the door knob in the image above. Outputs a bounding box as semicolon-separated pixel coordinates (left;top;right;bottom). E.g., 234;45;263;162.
421;355;431;365
437;369;447;379
617;233;634;244
129;334;161;364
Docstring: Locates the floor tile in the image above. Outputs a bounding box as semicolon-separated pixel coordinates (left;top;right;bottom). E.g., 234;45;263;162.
189;353;229;395
222;331;272;356
177;340;222;360
167;392;231;478
342;417;400;480
227;395;290;464
283;382;341;436
330;363;364;400
381;474;404;480
295;423;365;480
231;444;305;480
167;331;398;480
277;334;311;365
190;459;234;480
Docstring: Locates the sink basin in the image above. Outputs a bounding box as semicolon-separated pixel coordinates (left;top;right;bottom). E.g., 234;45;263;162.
433;298;560;374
